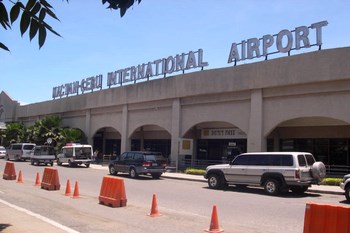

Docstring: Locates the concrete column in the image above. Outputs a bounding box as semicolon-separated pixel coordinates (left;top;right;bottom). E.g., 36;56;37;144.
247;89;266;152
171;98;181;170
85;109;92;145
121;104;130;153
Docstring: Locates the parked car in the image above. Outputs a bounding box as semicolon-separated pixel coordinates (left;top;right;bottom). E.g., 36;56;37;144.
108;151;168;179
57;143;92;167
204;152;326;195
340;174;350;202
0;146;6;159
30;145;56;166
5;143;36;161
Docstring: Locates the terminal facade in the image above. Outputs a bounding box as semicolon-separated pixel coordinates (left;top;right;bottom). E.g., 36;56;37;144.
1;47;350;171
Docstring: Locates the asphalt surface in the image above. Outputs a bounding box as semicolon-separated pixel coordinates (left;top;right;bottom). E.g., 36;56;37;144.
0;164;345;233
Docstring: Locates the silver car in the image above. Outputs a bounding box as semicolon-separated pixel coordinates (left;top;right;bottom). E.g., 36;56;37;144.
0;146;6;159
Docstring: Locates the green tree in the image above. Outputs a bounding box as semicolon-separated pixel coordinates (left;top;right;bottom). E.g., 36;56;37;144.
30;115;62;146
58;127;87;148
3;122;26;145
0;0;142;51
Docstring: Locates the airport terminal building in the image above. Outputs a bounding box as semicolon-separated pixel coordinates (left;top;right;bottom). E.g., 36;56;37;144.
1;21;350;172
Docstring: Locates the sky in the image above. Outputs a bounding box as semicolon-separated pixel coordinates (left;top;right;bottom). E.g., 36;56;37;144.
1;0;350;105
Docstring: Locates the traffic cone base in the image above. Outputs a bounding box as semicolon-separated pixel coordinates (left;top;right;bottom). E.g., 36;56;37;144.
147;194;162;217
205;205;224;233
17;170;23;183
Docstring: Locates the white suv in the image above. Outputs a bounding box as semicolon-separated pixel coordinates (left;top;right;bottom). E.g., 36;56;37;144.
204;152;326;195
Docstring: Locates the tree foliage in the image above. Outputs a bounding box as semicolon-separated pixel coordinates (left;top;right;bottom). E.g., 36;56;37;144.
0;0;142;51
2;115;87;151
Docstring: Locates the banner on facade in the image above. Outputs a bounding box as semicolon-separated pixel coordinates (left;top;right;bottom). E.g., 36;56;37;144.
201;128;246;139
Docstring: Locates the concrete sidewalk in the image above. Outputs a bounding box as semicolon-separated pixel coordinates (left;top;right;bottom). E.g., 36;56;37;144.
91;164;344;195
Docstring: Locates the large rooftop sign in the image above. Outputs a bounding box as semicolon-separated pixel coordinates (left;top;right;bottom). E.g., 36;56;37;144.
52;49;208;99
52;21;328;99
227;21;328;65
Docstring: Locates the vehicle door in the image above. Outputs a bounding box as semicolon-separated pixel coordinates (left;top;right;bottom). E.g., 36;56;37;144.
115;152;131;173
298;154;315;181
242;154;267;185
224;155;248;183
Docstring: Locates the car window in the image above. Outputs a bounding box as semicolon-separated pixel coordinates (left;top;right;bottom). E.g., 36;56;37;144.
23;145;35;150
64;148;73;157
304;154;315;166
269;155;293;166
232;155;250;165
134;153;144;161
120;153;128;160
298;154;307;166
12;145;21;150
145;155;165;161
124;153;134;161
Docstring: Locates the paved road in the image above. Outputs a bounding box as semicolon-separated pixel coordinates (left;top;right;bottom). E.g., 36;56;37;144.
0;162;347;233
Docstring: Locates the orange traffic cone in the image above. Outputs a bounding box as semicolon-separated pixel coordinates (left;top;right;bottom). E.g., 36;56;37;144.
34;172;41;186
147;193;162;217
65;179;72;196
205;205;224;233
17;170;23;183
72;181;80;198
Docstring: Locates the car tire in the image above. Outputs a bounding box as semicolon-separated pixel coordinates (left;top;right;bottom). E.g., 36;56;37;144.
30;159;34;165
151;173;162;179
345;186;350;202
264;178;280;195
109;165;117;175
207;173;224;189
68;160;73;167
311;162;326;182
50;162;54;166
57;159;62;166
129;168;138;178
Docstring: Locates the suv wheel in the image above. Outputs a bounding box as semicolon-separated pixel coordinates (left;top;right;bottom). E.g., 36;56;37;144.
345;186;350;202
109;165;117;175
129;168;138;178
208;174;223;189
264;179;280;195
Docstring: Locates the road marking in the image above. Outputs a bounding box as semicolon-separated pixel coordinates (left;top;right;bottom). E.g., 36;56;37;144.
0;198;80;233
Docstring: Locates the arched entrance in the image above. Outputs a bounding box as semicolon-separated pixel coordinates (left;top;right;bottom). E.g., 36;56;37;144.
93;127;121;162
267;117;350;174
182;121;247;169
129;125;171;159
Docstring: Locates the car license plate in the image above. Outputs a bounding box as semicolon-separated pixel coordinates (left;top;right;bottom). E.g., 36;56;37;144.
152;163;158;166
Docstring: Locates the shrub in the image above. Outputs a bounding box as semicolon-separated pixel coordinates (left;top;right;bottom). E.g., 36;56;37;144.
320;178;342;186
184;168;206;176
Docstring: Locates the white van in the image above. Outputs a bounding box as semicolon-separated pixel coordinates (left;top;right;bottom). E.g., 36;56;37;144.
6;143;36;161
56;143;92;167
